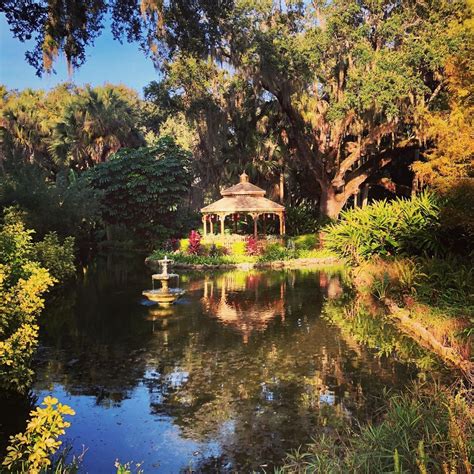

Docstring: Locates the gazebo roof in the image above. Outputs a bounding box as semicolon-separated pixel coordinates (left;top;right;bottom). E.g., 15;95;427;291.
221;172;266;196
201;172;285;214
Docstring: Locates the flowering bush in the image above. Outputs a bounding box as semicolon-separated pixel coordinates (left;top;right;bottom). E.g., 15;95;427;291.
245;235;260;256
188;230;201;255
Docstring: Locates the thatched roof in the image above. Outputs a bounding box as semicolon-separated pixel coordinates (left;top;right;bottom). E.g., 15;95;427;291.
201;172;285;214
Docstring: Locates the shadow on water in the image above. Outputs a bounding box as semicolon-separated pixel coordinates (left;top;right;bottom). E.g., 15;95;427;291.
1;253;450;473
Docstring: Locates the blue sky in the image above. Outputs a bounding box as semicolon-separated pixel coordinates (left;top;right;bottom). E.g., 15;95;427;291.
0;15;160;95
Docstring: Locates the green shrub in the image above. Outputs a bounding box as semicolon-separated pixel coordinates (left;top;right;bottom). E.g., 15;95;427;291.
31;232;76;283
231;240;246;256
87;138;192;242
151;249;256;265
293;233;318;250
179;238;189;253
258;242;297;262
418;257;474;311
285;204;321;235
323;192;442;262
370;272;391;300
393;259;425;295
0;164;102;247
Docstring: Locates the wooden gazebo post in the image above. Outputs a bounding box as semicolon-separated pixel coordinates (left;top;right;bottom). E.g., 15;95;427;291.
219;213;226;236
202;215;207;237
278;211;286;235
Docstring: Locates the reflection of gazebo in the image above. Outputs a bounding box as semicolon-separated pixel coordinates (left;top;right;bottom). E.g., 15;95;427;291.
201;272;285;343
201;172;286;237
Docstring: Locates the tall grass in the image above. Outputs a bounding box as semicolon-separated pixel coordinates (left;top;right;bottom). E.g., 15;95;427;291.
277;384;473;473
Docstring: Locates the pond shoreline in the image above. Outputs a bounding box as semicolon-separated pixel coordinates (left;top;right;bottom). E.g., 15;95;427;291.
382;297;473;380
145;255;342;271
350;263;472;379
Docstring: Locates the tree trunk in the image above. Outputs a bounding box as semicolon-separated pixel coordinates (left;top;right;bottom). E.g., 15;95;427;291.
319;184;345;219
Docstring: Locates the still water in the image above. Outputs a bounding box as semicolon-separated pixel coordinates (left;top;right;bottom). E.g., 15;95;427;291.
21;254;446;472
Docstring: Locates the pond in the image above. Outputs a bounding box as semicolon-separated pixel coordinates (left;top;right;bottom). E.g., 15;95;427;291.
2;254;450;473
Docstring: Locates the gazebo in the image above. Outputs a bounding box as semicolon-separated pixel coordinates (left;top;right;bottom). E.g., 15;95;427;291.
201;172;286;237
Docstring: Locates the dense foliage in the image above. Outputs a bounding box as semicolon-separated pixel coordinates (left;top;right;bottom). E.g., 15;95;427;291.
30;232;75;283
87;138;192;243
0;164;102;245
1;84;144;172
0;208;75;394
323;193;443;262
0;210;53;392
2;1;472;217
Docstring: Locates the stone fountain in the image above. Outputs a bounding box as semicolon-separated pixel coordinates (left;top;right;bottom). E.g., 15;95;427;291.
142;256;185;306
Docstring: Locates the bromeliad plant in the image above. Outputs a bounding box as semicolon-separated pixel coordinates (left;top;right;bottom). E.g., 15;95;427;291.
187;230;201;255
245;235;259;256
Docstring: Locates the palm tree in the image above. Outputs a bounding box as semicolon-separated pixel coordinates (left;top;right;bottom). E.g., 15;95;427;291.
49;85;144;169
1;89;50;165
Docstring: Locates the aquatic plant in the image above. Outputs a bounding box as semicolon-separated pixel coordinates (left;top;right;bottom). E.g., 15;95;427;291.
279;384;473;474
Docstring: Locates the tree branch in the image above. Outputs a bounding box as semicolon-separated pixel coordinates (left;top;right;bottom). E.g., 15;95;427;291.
332;122;397;186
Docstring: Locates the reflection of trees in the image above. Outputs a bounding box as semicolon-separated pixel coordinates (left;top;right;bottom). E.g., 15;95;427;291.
322;294;445;373
140;271;420;470
35;253;153;403
30;262;433;471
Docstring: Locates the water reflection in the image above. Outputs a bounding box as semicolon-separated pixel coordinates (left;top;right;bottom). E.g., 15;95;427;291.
4;255;447;472
201;272;286;343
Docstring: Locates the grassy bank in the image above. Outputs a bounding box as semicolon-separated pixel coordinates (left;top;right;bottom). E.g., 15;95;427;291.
351;257;473;374
322;193;473;373
277;383;473;473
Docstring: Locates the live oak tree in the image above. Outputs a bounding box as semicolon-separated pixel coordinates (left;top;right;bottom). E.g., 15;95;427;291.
145;0;471;216
217;1;470;217
162;55;289;200
0;0;233;74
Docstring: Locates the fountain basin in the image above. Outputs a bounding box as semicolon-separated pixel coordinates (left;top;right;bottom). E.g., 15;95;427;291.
152;273;179;281
142;288;185;306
